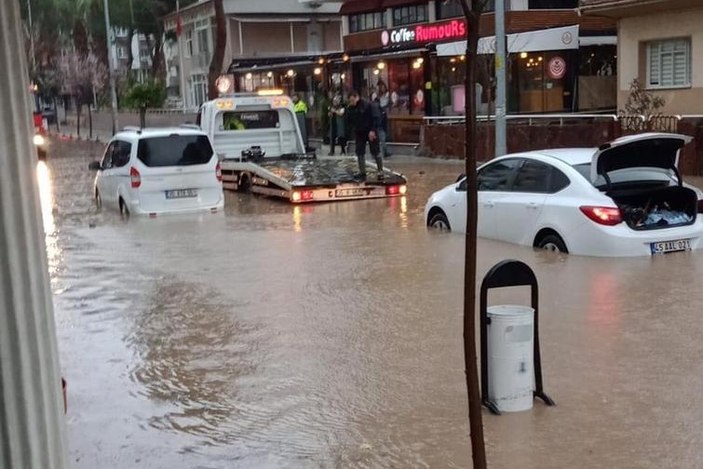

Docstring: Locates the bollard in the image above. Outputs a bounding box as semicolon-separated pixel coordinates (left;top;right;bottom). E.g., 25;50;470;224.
480;260;555;415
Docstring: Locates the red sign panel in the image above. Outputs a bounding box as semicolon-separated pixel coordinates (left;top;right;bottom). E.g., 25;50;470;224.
382;19;467;47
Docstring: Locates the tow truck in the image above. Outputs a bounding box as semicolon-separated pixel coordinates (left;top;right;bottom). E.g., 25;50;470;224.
197;90;407;203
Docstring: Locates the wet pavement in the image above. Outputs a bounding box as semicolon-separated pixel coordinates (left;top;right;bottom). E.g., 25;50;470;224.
41;139;703;468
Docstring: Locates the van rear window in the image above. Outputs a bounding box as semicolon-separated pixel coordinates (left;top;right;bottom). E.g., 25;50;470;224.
137;135;213;167
222;111;280;130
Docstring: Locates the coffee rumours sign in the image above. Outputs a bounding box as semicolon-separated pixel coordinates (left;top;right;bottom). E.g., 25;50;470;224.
381;19;467;47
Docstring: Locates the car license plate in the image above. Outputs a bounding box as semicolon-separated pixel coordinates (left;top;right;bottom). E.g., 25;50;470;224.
165;189;197;199
650;239;691;255
335;188;365;198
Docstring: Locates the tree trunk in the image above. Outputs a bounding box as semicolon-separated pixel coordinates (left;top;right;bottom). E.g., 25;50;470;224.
459;1;487;468
76;98;81;137
88;104;93;139
149;34;166;83
126;27;135;83
53;97;60;132
208;0;227;100
139;107;146;129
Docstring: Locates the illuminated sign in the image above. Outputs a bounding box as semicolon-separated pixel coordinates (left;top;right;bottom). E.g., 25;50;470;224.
381;19;467;46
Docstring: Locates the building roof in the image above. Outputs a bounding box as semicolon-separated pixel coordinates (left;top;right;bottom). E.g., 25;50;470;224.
579;0;702;18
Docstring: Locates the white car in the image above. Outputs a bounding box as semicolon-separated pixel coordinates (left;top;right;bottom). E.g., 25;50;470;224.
424;133;703;257
89;127;224;216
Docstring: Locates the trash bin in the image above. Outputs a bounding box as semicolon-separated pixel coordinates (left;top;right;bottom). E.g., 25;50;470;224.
487;305;535;412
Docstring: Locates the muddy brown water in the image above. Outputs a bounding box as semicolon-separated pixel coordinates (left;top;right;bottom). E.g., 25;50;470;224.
41;140;703;468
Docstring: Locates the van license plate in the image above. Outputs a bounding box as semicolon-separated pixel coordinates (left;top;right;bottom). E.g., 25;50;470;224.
650;239;691;254
165;189;197;199
335;188;365;198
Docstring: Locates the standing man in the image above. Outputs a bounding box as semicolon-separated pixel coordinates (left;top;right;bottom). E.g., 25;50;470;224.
328;91;347;155
347;90;383;181
376;81;391;158
293;93;309;151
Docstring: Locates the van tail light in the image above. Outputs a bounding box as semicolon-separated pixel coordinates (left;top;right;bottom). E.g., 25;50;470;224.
579;206;623;226
130;167;141;188
215;161;222;182
385;184;407;196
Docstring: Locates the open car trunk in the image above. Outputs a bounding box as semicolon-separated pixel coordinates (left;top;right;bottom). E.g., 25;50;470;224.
608;185;698;231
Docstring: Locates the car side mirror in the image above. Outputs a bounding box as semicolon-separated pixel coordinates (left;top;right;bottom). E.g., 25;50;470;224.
88;161;101;171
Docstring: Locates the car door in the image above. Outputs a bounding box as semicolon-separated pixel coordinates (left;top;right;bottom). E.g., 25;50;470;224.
477;158;522;239
97;142;117;205
492;158;552;245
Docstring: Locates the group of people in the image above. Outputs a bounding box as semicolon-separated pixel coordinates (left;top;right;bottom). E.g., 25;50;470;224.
328;82;392;181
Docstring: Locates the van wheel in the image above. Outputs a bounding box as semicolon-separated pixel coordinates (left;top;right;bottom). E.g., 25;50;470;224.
428;211;451;232
119;198;130;218
537;234;567;253
238;173;251;193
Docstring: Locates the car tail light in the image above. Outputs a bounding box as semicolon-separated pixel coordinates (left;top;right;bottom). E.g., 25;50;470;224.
579;206;622;226
215;161;222;182
291;190;314;203
130;167;141;188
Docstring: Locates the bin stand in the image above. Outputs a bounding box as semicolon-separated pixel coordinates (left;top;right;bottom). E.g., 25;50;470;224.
480;260;556;415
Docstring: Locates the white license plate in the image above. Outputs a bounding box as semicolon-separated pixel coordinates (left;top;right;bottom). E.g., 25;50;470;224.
650;239;691;255
165;189;197;199
335;188;365;198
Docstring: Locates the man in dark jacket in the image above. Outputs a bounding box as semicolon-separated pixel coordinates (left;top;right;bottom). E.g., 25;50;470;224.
347;90;383;181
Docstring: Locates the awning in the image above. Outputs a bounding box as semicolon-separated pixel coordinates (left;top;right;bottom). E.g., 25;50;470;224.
437;25;580;56
350;47;427;63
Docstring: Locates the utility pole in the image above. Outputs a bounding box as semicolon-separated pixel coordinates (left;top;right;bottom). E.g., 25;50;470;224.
0;1;68;468
103;0;119;135
495;0;507;156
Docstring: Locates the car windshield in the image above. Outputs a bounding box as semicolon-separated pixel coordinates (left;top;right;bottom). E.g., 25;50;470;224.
222;110;280;131
137;135;213;167
572;163;676;187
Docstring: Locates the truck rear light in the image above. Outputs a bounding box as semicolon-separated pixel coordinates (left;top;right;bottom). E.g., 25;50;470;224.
579;206;622;226
291;190;314;202
130;167;141;188
215;161;222;182
385;184;407;196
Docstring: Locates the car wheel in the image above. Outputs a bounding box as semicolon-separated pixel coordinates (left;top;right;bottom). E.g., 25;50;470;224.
119;198;130;218
428;211;451;232
537;234;568;253
238;172;251;193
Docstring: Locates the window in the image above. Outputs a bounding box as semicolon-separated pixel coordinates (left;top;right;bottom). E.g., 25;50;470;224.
349;12;384;33
100;142;116;169
223;111;280;130
393;5;427;26
528;0;577;8
647;39;691;89
512;160;552;193
477;158;521;191
197;28;210;55
185;30;193;57
191;74;207;107
112;141;132;168
137;135;213;167
437;0;494;20
117;45;128;59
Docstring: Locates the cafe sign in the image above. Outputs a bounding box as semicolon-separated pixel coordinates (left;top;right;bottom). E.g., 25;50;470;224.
381;19;467;47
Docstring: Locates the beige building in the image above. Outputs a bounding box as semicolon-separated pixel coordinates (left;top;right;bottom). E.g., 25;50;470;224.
163;0;343;109
581;0;703;115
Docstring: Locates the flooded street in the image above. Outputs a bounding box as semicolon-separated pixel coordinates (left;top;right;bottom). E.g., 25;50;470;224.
43;140;703;468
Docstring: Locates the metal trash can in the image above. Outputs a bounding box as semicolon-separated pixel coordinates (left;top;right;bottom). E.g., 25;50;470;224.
487;305;535;412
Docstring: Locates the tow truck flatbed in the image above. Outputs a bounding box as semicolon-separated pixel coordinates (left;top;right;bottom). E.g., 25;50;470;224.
198;90;408;203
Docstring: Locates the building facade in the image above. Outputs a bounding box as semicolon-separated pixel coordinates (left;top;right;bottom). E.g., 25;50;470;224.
337;0;616;141
581;0;703;115
163;0;344;110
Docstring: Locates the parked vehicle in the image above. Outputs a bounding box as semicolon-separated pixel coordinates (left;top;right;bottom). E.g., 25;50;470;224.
198;90;407;203
424;133;703;257
88;127;224;216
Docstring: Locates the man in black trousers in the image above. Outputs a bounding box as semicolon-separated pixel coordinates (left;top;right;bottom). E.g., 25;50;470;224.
346;90;384;181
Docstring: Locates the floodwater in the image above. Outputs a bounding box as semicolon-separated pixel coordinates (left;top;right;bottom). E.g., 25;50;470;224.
41;140;703;468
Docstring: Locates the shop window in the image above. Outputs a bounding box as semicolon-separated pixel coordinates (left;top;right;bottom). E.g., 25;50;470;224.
647;39;691;89
577;45;616;111
437;0;494;20
349;12;385;33
528;0;577;8
514;52;568;113
392;5;428;26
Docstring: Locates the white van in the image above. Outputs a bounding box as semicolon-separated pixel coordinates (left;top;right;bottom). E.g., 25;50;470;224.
89;127;224;216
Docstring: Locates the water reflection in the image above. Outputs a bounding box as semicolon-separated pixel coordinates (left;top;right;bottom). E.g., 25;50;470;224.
36;160;55;234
